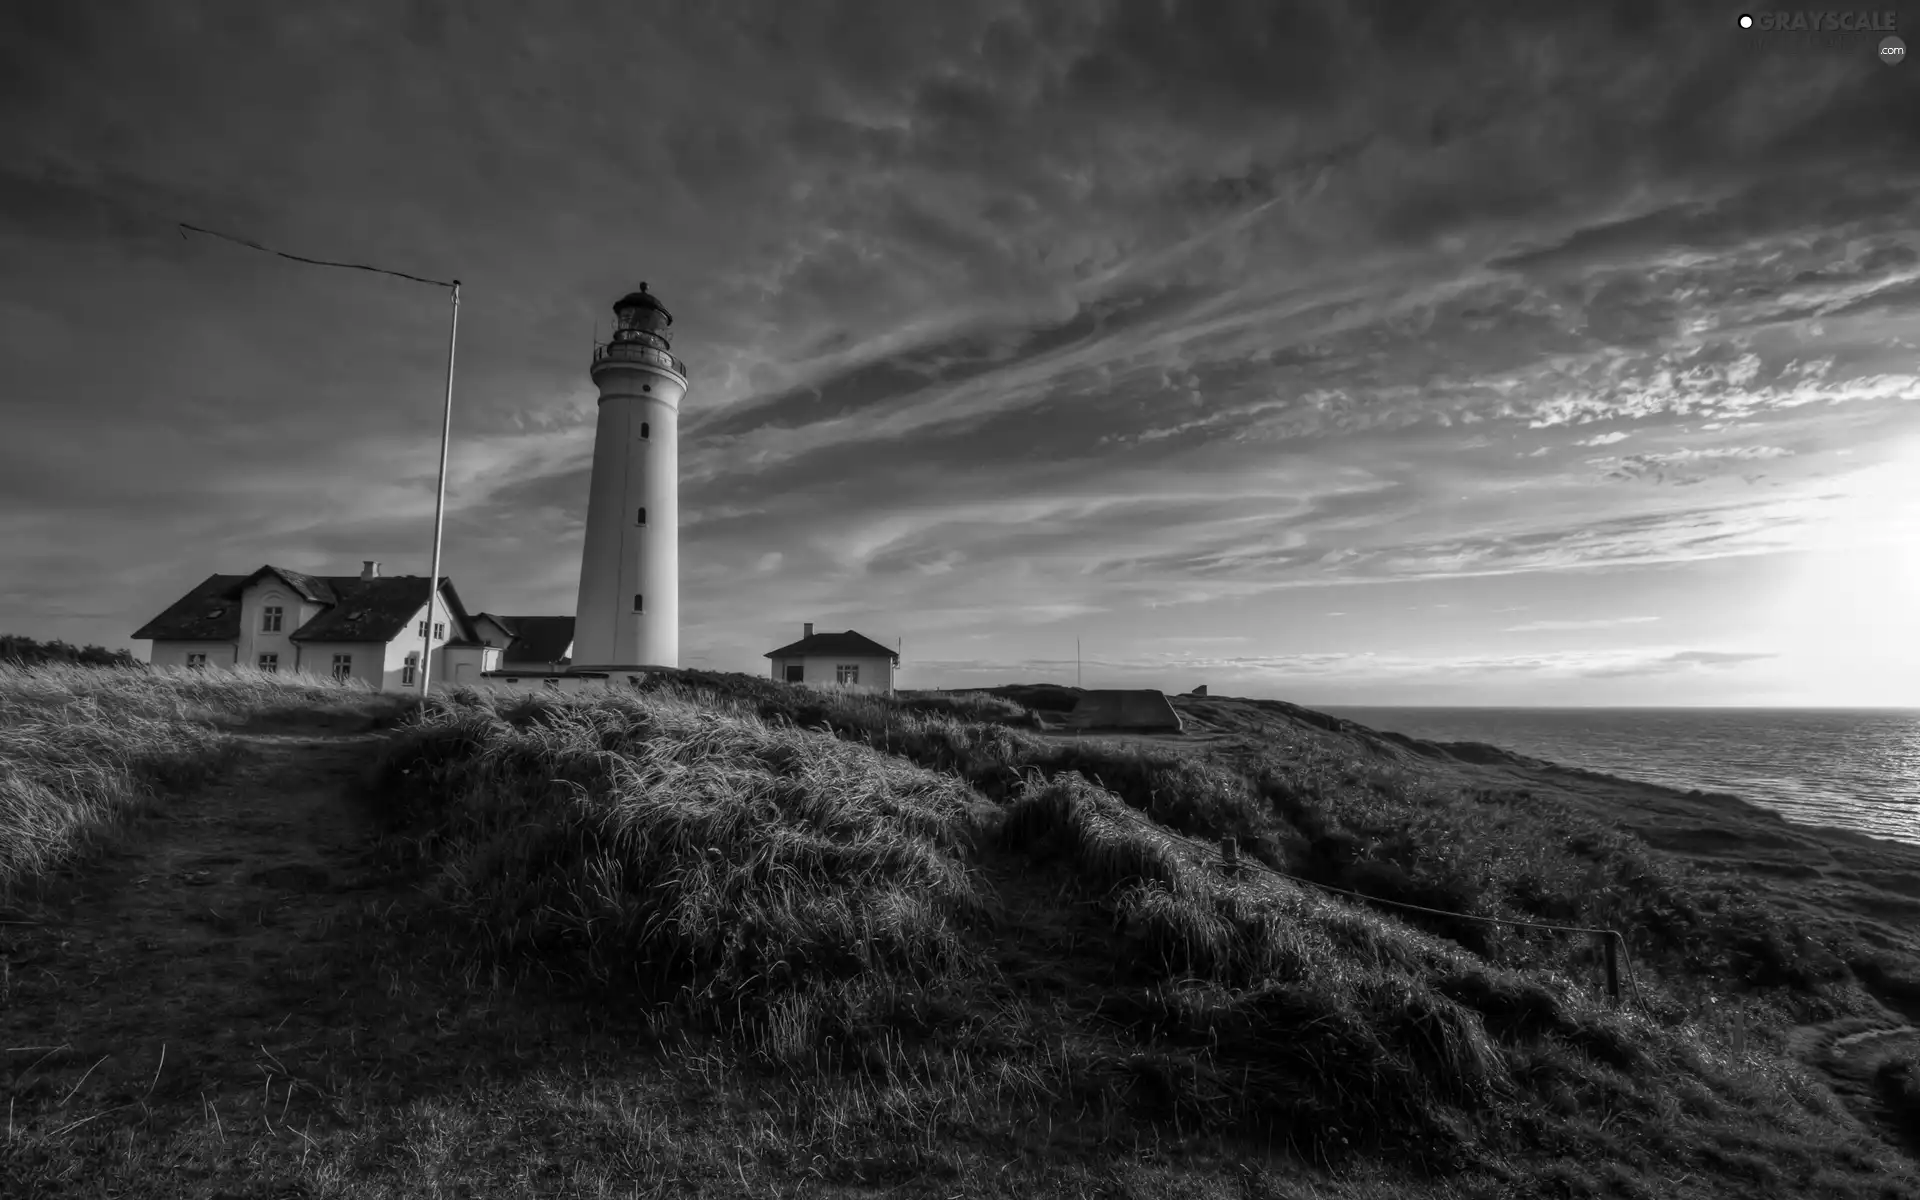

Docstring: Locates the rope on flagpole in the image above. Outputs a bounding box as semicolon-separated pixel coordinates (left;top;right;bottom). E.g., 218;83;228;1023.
177;223;457;289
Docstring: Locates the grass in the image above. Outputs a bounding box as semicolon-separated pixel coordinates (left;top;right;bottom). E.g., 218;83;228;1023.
0;663;405;897
4;662;1920;1196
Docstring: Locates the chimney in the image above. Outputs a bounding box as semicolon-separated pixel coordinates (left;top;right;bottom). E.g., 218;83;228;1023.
361;561;380;580
803;622;814;639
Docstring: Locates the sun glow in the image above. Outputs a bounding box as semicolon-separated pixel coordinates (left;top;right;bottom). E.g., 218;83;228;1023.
1759;435;1920;706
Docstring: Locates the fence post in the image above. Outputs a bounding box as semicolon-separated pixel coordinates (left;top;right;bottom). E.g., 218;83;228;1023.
1603;932;1621;1005
1220;836;1239;879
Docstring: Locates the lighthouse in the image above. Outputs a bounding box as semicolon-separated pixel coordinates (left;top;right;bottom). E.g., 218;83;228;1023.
570;283;686;674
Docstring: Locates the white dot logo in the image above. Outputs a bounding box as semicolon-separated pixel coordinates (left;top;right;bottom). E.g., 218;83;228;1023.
1738;13;1754;29
1883;35;1907;64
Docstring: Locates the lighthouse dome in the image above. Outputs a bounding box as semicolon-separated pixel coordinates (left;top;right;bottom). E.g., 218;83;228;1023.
613;282;673;329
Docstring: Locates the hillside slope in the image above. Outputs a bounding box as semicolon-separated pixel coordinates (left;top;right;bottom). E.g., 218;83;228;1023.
5;666;1920;1197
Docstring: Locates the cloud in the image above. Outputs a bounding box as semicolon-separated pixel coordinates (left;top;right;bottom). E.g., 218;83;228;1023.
1589;445;1794;484
1581;649;1778;678
1503;616;1661;632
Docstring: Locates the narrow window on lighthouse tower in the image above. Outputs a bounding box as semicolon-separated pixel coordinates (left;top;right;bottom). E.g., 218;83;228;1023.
636;507;647;525
640;422;650;439
633;593;644;613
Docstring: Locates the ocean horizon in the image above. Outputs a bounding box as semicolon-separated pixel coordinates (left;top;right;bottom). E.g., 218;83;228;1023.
1313;705;1920;848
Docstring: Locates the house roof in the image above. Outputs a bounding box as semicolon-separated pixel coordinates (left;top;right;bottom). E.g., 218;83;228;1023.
480;614;575;664
763;630;899;660
239;566;337;606
130;574;251;641
132;566;481;647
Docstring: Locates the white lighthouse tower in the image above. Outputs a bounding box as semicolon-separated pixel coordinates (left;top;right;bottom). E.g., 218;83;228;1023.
570;283;686;675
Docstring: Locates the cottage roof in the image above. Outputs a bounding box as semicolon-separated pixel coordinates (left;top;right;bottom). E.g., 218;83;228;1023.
129;574;251;641
763;630;899;660
132;567;480;647
238;566;338;605
480;614;576;665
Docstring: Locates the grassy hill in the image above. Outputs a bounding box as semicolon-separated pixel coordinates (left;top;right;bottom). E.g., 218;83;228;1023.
7;663;1920;1197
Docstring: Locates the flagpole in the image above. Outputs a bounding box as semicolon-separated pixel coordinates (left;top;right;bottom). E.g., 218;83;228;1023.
419;281;460;710
174;223;461;708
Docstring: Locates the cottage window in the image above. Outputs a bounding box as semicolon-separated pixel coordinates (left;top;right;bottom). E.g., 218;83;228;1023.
331;653;352;681
633;593;644;613
402;652;418;687
836;664;860;685
417;620;428;637
186;653;208;670
433;622;445;640
784;664;803;683
258;653;278;673
262;606;283;633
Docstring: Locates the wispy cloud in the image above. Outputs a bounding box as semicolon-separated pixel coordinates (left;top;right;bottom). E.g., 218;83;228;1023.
1503;617;1661;633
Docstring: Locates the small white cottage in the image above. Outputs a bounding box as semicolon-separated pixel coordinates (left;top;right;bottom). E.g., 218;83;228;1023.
764;623;899;694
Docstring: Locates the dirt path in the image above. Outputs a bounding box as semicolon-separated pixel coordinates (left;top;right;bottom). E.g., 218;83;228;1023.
2;724;424;1153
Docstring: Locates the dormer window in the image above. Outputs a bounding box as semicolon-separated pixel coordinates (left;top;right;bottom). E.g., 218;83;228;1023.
261;605;282;632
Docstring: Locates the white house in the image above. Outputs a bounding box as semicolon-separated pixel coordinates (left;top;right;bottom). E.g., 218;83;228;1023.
132;562;501;692
764;624;899;694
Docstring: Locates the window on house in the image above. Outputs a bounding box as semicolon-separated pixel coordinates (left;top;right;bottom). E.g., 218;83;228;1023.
433;622;445;640
633;594;643;613
784;664;803;683
636;506;646;525
836;664;860;685
186;653;208;670
262;606;283;633
640;421;650;439
331;653;352;681
402;652;418;687
258;653;278;673
417;620;428;637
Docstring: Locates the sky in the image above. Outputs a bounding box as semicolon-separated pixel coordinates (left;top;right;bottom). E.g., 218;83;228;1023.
3;1;1918;706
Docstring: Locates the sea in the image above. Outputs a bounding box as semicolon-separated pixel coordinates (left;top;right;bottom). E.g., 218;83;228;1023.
1315;707;1920;848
